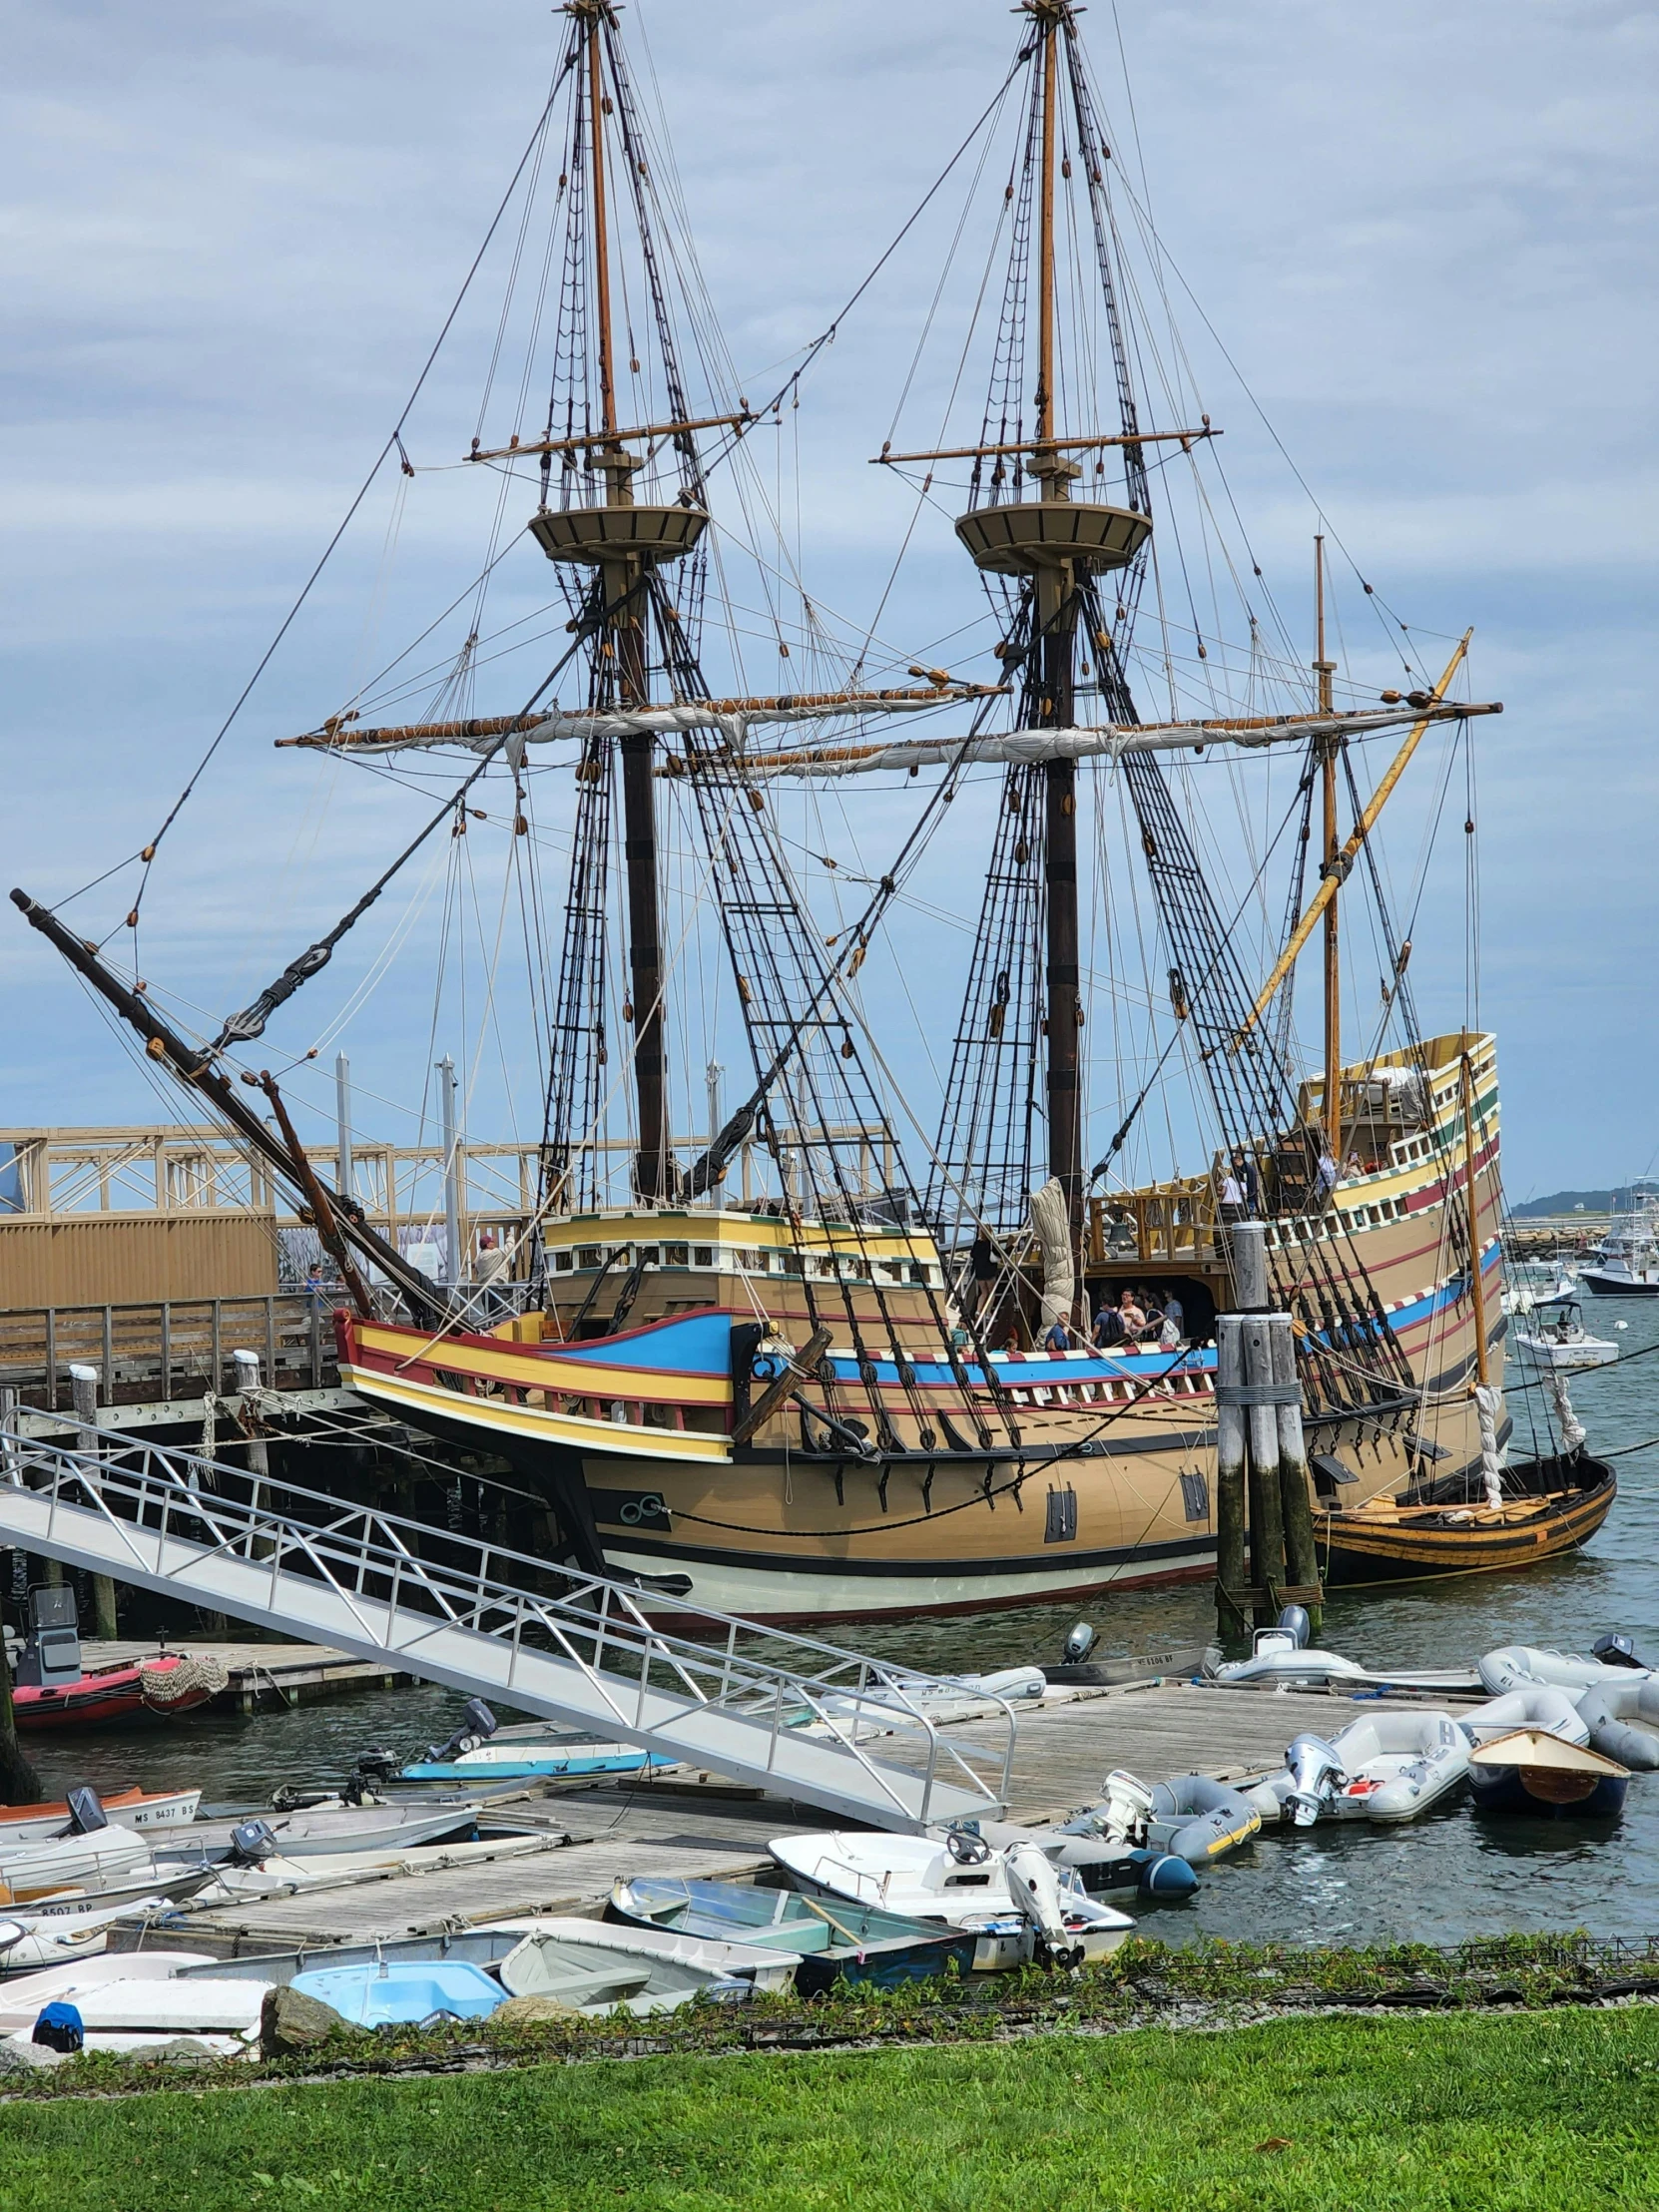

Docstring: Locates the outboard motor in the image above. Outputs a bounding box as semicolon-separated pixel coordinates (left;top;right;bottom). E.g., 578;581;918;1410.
1002;1839;1083;1967
344;1746;401;1805
1276;1604;1312;1652
1592;1633;1651;1672
1283;1733;1345;1828
1062;1622;1098;1667
1093;1768;1155;1847
420;1697;499;1768
62;1786;107;1838
228;1819;279;1867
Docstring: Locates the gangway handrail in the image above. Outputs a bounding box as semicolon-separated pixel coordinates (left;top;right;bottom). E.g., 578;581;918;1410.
0;1423;1014;1828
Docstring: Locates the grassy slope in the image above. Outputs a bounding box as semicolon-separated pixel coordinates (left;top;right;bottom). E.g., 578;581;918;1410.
0;2006;1657;2211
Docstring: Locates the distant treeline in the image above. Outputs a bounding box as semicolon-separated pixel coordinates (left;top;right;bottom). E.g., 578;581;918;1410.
1509;1186;1655;1218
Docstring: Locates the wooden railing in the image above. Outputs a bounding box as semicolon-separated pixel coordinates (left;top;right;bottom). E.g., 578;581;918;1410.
1089;1182;1219;1267
0;1295;337;1413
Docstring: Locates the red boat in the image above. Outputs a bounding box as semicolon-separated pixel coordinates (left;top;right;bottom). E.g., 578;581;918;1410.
11;1653;225;1733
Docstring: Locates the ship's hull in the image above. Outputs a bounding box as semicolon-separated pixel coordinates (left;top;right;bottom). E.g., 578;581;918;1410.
338;1032;1522;1625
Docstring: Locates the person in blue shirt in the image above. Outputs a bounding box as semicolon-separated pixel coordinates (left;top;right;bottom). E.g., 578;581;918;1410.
1043;1316;1074;1354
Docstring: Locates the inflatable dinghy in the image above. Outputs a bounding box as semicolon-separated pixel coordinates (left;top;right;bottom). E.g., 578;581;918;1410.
1245;1716;1468;1826
1460;1686;1589;1746
1477;1644;1651;1697
1143;1776;1261;1864
986;1818;1198;1899
1320;1711;1469;1822
1207;1608;1478;1696
1576;1675;1659;1771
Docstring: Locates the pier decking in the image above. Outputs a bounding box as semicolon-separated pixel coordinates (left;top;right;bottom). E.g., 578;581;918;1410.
154;1680;1477;1955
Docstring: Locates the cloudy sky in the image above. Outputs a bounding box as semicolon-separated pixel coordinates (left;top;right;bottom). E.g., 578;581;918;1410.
3;0;1655;1200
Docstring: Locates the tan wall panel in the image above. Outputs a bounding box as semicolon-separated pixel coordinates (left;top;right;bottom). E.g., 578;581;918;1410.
0;1214;278;1308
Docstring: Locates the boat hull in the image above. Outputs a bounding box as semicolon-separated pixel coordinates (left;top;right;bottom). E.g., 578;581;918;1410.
1580;1270;1659;1297
336;1030;1515;1625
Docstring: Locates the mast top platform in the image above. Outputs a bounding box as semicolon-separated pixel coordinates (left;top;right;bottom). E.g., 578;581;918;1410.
954;497;1150;578
529;502;708;568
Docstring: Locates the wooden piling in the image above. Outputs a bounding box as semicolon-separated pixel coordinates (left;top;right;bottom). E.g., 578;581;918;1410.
1271;1312;1323;1635
1241;1311;1285;1624
1214;1315;1247;1638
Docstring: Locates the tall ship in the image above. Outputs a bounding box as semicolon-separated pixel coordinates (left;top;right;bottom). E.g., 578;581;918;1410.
16;1;1609;1621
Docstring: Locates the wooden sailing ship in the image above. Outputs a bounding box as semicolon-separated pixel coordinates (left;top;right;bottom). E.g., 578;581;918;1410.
13;0;1608;1622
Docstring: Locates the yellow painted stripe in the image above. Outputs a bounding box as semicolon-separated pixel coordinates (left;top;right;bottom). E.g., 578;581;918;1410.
355;1325;732;1406
340;1363;733;1463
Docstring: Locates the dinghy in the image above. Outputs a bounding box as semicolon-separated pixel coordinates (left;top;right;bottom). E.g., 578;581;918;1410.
1207;1607;1479;1695
606;1877;978;1992
1145;1776;1262;1863
1467;1728;1630;1819
10;1973;269;2058
495;1922;757;2015
0;1951;217;2036
1577;1676;1659;1770
1478;1643;1649;1696
0;1824;154;1904
768;1832;1134;1967
1460;1687;1589;1746
0;1787;201;1846
292;1958;504;2027
817;1667;1047;1733
399;1741;676;1783
1247;1714;1470;1826
160;1803;482;1864
0;1898;178;1978
1053;1767;1254;1870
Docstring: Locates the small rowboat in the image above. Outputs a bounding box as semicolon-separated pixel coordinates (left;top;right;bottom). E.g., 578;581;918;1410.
1319;1455;1615;1587
606;1875;977;1992
1467;1728;1630;1819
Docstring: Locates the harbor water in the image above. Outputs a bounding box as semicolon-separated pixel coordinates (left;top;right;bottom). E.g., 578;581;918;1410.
21;1298;1659;1950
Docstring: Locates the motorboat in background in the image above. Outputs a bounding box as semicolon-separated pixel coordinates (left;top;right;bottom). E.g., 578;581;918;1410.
1511;1297;1618;1372
1581;1191;1659;1295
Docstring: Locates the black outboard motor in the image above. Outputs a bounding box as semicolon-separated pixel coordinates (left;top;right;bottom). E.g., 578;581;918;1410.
60;1785;107;1839
228;1819;279;1867
419;1698;499;1768
1592;1633;1651;1672
1062;1622;1098;1667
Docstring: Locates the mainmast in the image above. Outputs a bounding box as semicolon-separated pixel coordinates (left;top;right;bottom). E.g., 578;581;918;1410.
947;0;1150;1276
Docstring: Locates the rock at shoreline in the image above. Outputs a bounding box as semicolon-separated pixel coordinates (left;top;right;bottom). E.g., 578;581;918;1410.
261;1985;345;2059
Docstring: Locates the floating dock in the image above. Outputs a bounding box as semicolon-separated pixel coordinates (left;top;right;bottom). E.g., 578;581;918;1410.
148;1680;1480;1956
81;1639;415;1711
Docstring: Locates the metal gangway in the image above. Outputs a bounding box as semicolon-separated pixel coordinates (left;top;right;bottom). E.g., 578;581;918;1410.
0;1424;1014;1833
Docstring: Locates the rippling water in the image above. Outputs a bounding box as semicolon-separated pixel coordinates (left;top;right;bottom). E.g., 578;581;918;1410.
21;1294;1659;1945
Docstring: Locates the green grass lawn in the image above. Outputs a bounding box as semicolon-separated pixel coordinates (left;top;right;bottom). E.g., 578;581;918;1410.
0;2005;1656;2211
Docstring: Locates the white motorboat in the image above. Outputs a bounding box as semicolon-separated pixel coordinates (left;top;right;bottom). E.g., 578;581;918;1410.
1511;1298;1617;1371
768;1832;1134;1966
1580;1196;1659;1295
0;1825;155;1904
160;1803;483;1865
0;1899;178;1978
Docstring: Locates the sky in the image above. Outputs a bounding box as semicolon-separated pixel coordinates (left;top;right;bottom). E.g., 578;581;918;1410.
2;0;1656;1204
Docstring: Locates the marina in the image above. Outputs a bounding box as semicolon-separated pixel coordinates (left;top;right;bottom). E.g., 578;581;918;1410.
0;9;1654;2211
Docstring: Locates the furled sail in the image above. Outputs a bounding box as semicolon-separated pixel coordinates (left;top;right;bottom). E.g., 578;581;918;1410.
1027;1176;1076;1332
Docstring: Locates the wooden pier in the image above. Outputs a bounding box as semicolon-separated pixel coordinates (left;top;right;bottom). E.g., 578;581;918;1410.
82;1639;415;1712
